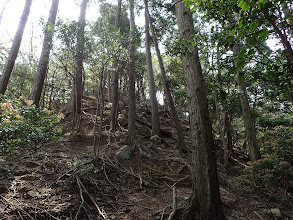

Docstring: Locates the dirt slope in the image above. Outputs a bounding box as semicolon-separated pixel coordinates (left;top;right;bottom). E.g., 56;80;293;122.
0;97;292;219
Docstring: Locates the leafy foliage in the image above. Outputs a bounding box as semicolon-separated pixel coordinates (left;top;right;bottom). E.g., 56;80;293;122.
258;114;292;128
242;126;293;189
0;96;62;157
67;158;94;175
263;126;293;163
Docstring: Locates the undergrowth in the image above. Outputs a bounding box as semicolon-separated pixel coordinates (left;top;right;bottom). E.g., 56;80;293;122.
0;95;62;158
239;126;293;191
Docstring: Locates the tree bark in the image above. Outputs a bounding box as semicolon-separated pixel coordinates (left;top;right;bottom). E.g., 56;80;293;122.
233;43;261;162
146;5;187;152
212;75;228;167
175;1;224;219
0;0;32;94
110;0;122;132
31;0;59;106
128;0;137;144
144;0;160;136
73;0;88;123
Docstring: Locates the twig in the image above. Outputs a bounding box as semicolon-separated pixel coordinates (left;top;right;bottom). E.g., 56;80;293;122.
0;195;34;220
168;187;177;220
253;211;264;220
103;165;118;191
75;174;85;220
160;206;168;220
102;154;141;180
49;168;73;187
75;174;109;220
17;211;24;220
171;175;190;188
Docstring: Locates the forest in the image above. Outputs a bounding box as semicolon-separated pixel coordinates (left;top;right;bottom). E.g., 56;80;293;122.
0;0;292;219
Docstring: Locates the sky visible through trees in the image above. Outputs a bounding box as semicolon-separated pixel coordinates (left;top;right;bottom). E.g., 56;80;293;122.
0;0;119;56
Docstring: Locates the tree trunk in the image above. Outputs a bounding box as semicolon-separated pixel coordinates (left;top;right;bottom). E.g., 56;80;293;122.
48;70;56;110
107;71;111;102
212;75;228;168
31;0;59;106
260;7;293;61
175;1;224;219
144;0;160;136
73;0;88;124
0;0;32;94
225;113;233;153
128;0;137;144
233;43;261;162
110;0;122;132
40;73;47;109
146;6;187;152
0;0;10;26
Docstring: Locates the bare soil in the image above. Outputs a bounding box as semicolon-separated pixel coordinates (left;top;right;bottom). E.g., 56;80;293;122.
0;98;292;219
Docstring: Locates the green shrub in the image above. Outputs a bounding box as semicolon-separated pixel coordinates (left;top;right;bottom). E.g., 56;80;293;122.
263;126;293;163
241;126;293;189
258;114;292;128
0;96;62;157
244;157;293;188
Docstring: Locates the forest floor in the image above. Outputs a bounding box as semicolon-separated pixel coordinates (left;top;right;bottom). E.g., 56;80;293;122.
0;97;293;220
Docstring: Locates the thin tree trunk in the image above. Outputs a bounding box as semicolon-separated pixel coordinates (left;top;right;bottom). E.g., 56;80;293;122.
144;0;160;136
128;0;137;144
31;0;59;106
40;72;47;109
110;0;122;132
234;43;261;162
73;0;88;125
0;0;32;94
146;5;188;152
93;68;105;156
226;113;233;153
48;71;56;110
212;75;228;167
175;1;224;219
107;71;111;101
260;7;293;61
0;0;10;26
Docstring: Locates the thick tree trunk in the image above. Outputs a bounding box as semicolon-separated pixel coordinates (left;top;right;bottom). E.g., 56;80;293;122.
110;0;122;132
31;0;59;107
0;0;32;94
144;0;160;136
146;6;187;152
128;0;136;144
233;43;261;162
73;0;88;123
175;1;224;219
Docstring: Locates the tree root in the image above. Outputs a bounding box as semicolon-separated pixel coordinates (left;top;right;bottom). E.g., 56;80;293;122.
168;187;177;220
75;173;109;219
